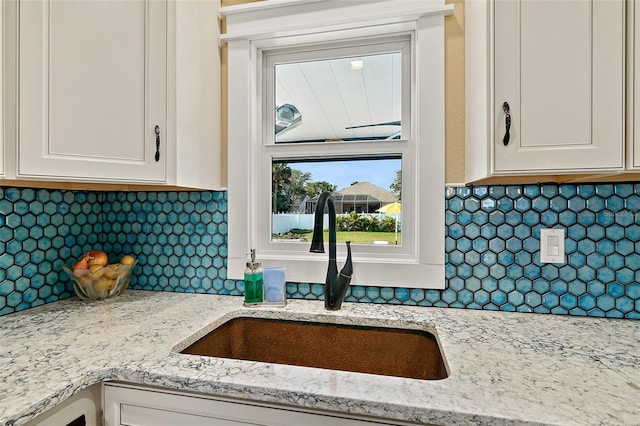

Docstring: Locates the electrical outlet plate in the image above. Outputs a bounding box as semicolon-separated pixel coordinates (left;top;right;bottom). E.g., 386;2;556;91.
540;228;565;264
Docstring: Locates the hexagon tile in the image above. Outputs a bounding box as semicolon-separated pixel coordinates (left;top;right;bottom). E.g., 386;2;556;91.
101;183;638;319
102;191;237;296
1;183;640;319
0;188;101;315
444;184;640;319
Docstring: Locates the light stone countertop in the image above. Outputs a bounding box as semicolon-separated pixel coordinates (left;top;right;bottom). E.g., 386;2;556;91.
0;290;638;426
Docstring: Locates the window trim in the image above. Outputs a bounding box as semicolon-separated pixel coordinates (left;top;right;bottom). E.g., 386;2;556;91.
224;0;452;288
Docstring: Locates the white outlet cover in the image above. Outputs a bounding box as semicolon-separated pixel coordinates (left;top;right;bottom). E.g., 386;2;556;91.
540;228;565;264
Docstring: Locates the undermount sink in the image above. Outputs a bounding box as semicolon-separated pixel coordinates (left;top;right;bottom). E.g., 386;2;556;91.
181;317;448;380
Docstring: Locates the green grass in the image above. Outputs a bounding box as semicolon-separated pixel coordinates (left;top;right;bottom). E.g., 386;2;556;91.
302;231;401;245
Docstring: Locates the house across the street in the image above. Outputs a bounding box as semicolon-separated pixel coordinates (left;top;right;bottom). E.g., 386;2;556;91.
305;182;398;214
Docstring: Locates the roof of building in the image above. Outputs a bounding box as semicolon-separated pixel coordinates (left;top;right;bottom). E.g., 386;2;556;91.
336;181;397;204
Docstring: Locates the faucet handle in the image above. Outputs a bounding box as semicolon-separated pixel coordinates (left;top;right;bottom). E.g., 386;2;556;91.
339;241;353;279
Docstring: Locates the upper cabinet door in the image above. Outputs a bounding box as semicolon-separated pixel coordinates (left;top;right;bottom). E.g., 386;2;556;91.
493;0;625;173
633;0;640;169
18;0;166;183
0;1;4;178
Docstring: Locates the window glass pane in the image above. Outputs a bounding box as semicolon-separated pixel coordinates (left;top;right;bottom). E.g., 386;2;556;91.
274;52;402;143
271;157;402;245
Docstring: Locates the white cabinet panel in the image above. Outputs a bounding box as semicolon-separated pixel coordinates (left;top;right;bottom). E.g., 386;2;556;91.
506;1;592;148
25;384;101;426
103;383;412;426
633;0;640;169
48;1;146;160
0;1;4;177
466;0;625;180
18;0;166;183
494;0;624;173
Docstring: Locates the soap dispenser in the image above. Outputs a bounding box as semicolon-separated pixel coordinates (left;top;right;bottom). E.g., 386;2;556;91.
243;249;263;306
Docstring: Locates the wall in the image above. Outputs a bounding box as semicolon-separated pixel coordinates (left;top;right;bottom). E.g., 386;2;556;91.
0;188;100;314
1;2;637;318
1;184;638;319
444;0;466;184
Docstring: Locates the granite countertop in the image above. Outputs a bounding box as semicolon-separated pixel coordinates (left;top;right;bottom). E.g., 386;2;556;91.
0;290;638;425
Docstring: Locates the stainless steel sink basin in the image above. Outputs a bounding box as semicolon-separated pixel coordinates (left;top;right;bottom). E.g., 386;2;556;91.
181;317;448;380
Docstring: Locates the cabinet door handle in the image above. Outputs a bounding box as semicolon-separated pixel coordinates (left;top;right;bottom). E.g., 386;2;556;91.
502;102;511;146
154;125;161;162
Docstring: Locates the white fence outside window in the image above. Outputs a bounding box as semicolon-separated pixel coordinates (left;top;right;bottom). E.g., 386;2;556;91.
272;213;399;234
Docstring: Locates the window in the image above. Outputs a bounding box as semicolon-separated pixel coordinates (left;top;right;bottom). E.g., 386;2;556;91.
266;39;408;247
223;0;453;288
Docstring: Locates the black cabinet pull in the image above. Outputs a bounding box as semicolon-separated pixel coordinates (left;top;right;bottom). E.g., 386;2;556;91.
154;125;160;162
502;101;511;146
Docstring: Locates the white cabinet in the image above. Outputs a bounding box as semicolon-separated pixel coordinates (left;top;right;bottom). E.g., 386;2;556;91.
631;0;640;170
19;0;166;183
466;0;625;181
13;0;222;189
0;0;4;177
25;384;101;426
103;383;412;426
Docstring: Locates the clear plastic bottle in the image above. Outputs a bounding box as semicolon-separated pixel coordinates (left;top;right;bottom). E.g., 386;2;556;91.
243;249;263;306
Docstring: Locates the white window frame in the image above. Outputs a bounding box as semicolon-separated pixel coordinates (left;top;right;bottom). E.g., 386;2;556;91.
223;0;452;289
262;36;413;252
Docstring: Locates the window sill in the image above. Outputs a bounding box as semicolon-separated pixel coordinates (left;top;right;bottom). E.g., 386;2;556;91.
228;255;444;289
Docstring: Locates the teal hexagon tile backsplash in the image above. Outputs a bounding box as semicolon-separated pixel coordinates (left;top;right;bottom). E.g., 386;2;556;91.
0;183;639;318
444;184;640;319
101;191;235;295
0;188;102;315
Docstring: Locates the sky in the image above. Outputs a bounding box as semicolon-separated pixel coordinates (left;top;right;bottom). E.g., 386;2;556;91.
287;158;400;191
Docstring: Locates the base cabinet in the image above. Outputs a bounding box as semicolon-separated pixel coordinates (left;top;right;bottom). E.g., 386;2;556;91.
25;384;101;426
103;383;412;426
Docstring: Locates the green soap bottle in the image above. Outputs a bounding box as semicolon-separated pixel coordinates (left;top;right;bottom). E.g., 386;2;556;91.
243;249;263;306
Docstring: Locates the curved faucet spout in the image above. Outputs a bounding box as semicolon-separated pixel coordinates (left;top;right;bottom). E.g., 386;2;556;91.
310;192;353;310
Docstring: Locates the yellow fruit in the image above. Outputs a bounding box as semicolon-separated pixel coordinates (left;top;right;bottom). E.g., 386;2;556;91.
109;263;122;271
102;267;118;279
89;265;103;273
120;255;135;265
92;267;107;278
93;277;114;293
